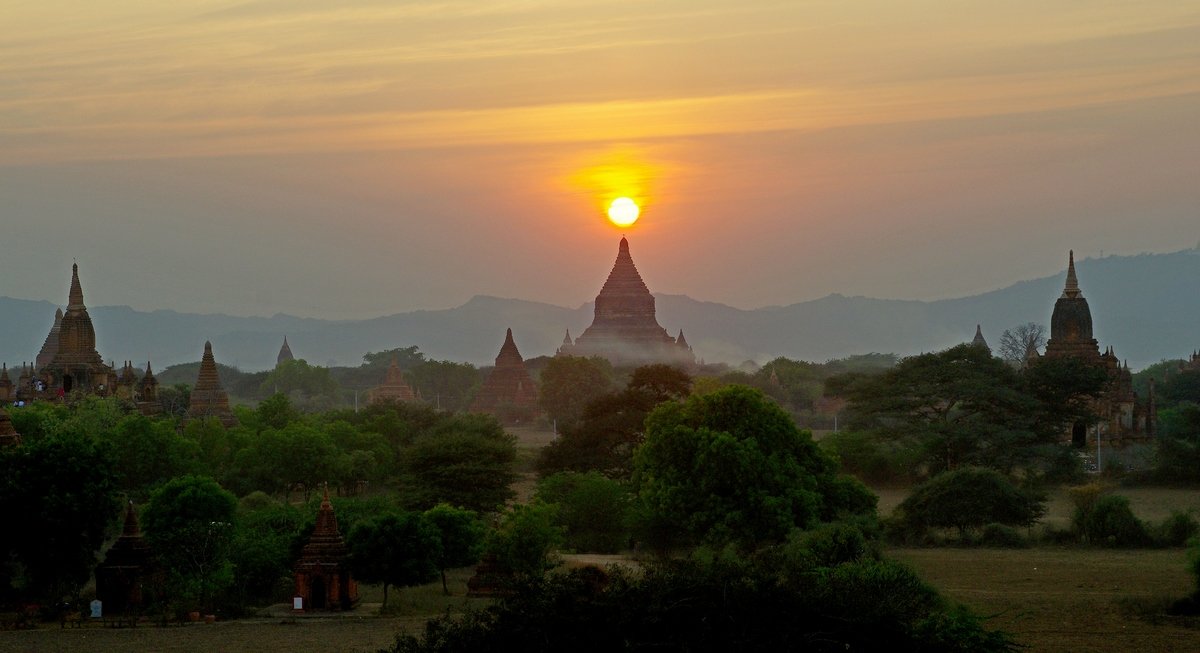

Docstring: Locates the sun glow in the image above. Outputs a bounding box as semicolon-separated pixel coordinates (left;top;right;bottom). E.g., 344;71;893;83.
607;197;640;227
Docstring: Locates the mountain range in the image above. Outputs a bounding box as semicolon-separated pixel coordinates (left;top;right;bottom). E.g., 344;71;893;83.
1;249;1197;373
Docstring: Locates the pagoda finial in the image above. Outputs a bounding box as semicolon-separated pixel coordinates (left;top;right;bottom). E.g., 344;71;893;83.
122;500;141;537
1062;250;1081;298
68;262;85;310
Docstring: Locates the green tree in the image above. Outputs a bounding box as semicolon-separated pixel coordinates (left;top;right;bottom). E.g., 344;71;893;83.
0;431;118;603
98;413;200;499
409;360;481;412
142;475;239;613
485;502;563;578
895;467;1045;539
259;360;339;402
535;472;632;553
538;355;614;430
347;511;442;608
1155;402;1200;482
402;414;517;512
633;385;874;548
363;346;426;370
232;423;340;499
424;504;486;594
255;393;301;430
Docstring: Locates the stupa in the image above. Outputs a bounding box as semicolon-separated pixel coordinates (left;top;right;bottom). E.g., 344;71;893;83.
35;308;63;370
559;237;694;367
0;405;20;447
277;337;294;367
470;328;539;424
367;357;416;404
0;364;13;402
188;341;238;427
294;486;358;611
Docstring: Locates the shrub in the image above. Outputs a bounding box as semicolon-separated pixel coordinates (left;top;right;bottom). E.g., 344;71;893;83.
1073;495;1151;547
896;467;1045;539
535;472;632;553
979;523;1026;548
787;522;876;567
1157;511;1199;547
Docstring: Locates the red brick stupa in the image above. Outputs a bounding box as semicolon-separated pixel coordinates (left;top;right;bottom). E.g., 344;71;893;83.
470;328;539;424
0;405;21;447
95;501;156;615
367;357;416;404
188;341;238;427
294;486;358;611
559;237;695;367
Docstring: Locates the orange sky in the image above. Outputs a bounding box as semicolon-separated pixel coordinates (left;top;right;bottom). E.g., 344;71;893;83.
2;1;1198;318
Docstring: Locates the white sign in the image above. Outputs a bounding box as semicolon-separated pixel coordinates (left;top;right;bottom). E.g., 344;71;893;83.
90;599;102;618
293;596;303;611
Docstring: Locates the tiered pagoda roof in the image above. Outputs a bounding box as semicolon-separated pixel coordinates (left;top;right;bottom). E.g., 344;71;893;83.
188;341;238;427
367;357;416;404
41;264;114;393
277;337;294;366
470;328;539;424
35;308;63;370
560;237;694;367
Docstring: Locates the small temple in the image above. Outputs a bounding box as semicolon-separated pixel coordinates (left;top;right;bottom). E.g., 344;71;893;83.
470;328;539;424
1027;251;1154;446
294;486;358;611
367;357;416;404
277;337;294;367
557;237;695;368
188;341;239;427
95;501;156;616
38;263;117;395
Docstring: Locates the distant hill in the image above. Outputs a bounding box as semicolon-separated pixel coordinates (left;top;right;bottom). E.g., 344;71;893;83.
2;248;1197;372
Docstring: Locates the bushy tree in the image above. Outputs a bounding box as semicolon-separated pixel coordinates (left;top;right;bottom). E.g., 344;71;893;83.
895;467;1045;538
402;414;517;512
485;502;563;578
1072;494;1151;547
633;385;874;548
142;475;239;613
410;360;481;412
347;511;442;608
424;504;486;594
536;472;633;553
98;413;200;499
538;356;614;430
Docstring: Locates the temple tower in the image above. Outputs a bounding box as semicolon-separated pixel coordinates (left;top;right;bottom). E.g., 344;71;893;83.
95;502;155;615
970;324;990;352
188;341;238;427
35;308;63;371
367;357;416;404
470;328;539;424
41;264;114;394
1044;252;1101;362
560;237;695;367
0;364;13;402
277;337;295;367
294;487;358;611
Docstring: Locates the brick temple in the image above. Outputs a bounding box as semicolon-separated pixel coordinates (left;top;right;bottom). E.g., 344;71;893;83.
470;328;539;424
95;501;156;615
558;237;694;367
294;486;358;611
188;341;239;427
367;356;416;404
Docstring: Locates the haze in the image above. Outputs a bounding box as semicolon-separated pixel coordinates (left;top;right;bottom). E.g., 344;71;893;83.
2;1;1198;319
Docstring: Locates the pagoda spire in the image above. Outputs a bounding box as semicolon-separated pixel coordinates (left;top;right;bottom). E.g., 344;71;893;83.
496;328;523;366
68;262;85;310
1062;250;1081;298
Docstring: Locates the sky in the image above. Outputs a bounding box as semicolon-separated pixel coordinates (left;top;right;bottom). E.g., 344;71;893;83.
2;1;1198;319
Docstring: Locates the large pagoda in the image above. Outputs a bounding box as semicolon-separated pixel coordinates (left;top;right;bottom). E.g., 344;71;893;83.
559;237;694;367
39;264;115;394
188;341;238;427
470;328;539;424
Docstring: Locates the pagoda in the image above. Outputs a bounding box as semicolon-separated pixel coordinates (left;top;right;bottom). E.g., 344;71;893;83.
35;308;63;370
188;341;238;427
0;364;13;402
367;357;416;404
470;328;539;424
277;337;295;367
0;405;20;447
559;237;694;367
39;264;115;394
95;502;156;615
970;325;990;353
294;486;358;611
1030;251;1152;446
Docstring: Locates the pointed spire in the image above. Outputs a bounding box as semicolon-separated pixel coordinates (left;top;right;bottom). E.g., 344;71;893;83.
676;329;690;349
1062;250;1081;298
971;324;990;351
277;336;294;366
313;483;340;537
122;500;142;537
562;329;573;346
495;328;524;367
68;262;85;310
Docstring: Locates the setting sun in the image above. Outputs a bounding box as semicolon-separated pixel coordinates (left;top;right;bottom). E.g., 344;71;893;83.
607;197;640;227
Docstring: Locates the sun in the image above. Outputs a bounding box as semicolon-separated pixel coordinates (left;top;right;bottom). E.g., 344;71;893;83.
607;197;640;227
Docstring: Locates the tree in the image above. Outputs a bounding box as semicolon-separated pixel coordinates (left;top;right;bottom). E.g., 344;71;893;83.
402;414;517;512
535;472;633;553
363;346;426;370
538;356;614;430
485;502;563;578
98;413;200;499
231;423;340;499
633;385;874;548
0;431;118;603
896;467;1045;539
1154;402;1200;482
424;504;486;594
142;475;239;613
844;344;1060;477
347;511;441;608
538;364;691;479
997;322;1047;363
409;360;481;412
259;360;339;404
